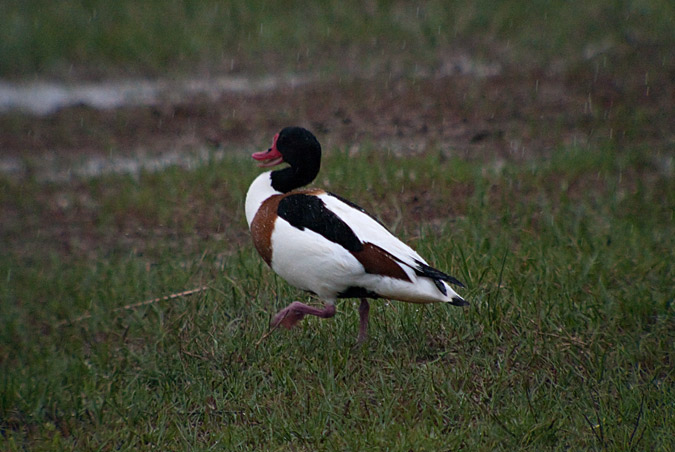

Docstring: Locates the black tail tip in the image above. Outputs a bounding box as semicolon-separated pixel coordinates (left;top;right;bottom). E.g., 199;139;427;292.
450;296;469;307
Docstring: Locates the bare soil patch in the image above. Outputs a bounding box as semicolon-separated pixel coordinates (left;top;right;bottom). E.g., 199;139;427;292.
2;67;672;165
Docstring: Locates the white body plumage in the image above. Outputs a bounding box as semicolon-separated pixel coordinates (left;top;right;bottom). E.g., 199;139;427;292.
246;171;464;306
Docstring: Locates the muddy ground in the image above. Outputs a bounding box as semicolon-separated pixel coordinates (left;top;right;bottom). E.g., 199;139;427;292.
2;61;672;172
2;61;672;262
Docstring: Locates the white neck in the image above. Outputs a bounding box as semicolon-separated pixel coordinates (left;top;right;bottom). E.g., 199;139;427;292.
245;171;280;227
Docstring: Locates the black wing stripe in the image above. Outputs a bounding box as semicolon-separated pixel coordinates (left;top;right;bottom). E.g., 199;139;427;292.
277;194;363;252
414;259;466;289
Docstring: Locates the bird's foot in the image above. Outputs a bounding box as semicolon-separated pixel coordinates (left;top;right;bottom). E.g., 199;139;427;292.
270;301;336;330
271;306;306;329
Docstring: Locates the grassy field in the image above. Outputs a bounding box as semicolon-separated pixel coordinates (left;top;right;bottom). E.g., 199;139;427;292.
1;0;674;450
1;143;673;450
2;0;674;78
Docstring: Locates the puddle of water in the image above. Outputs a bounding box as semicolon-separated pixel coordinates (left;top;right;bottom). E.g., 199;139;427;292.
0;74;309;116
0;53;503;116
8;147;230;183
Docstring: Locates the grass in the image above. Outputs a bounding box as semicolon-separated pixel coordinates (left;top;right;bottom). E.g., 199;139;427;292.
1;1;672;449
1;0;673;77
1;143;673;450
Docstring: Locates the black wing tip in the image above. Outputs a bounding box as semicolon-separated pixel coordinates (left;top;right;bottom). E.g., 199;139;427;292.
450;296;469;307
446;276;466;288
414;259;466;289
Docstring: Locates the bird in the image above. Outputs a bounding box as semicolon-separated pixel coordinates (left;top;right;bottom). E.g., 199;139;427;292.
245;126;467;343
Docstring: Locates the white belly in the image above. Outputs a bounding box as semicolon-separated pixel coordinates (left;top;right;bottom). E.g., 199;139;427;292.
269;219;364;302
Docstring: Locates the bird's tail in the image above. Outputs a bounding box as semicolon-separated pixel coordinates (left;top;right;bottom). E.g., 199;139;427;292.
448;293;469;306
413;260;468;306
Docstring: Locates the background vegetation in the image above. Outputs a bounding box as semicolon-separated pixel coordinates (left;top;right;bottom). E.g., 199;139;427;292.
1;0;673;77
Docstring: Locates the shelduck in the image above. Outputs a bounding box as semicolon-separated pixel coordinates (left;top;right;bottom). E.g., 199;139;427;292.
245;127;467;343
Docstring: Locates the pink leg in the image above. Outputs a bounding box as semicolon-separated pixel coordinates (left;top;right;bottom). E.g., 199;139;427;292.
357;298;370;344
270;301;336;329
